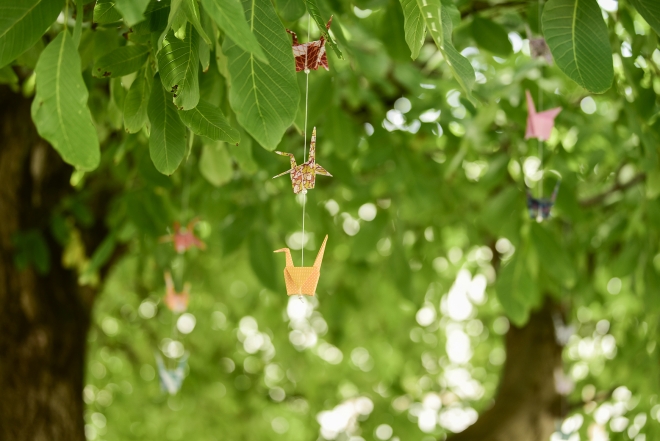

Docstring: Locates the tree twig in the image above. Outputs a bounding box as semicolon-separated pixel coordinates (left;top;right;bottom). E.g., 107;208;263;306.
579;173;646;207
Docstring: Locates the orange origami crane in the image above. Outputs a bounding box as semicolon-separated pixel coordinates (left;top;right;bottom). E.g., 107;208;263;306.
273;127;332;194
287;17;333;72
274;235;328;296
164;271;190;313
160;219;206;254
525;90;561;141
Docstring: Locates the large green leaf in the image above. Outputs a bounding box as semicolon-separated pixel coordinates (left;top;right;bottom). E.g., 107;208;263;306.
223;0;299;151
399;0;426;59
31;31;100;171
183;0;211;45
495;252;537;326
123;68;152;133
629;0;660;37
303;0;342;59
530;223;575;287
471;16;512;57
0;0;65;68
179;100;240;144
542;0;613;93
93;44;149;78
200;0;267;63
156;24;200;110
93;0;122;24
415;0;475;102
114;0;150;26
199;142;233;186
147;74;187;175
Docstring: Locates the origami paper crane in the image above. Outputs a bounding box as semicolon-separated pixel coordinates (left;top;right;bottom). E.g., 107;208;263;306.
163;271;190;313
273;127;332;194
525;90;561;141
526;180;560;221
160;219;206;254
287;17;333;72
155;352;188;395
274;235;328;296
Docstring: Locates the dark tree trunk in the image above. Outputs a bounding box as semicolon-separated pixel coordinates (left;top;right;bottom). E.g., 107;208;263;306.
448;301;564;441
0;86;93;441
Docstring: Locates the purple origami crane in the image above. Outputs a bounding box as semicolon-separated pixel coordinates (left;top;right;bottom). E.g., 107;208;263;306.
525;90;561;141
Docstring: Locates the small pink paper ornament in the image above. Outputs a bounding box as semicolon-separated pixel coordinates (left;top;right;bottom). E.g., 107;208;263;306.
160;219;206;254
525;90;561;141
163;271;190;314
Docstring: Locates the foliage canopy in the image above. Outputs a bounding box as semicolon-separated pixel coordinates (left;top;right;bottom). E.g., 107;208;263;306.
2;0;660;439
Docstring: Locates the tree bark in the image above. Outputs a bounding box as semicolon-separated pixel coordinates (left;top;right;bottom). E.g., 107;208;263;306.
448;301;564;441
0;86;91;441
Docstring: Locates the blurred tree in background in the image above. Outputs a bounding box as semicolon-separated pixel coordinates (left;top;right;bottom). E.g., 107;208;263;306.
0;0;659;440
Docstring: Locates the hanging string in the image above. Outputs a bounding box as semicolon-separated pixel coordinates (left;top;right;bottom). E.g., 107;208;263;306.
538;0;544;200
301;14;311;267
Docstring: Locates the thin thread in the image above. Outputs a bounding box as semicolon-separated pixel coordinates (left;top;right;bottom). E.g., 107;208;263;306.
301;15;311;267
538;0;544;199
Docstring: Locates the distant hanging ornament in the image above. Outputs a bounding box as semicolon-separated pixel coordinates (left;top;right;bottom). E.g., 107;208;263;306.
274;235;328;296
526;179;560;221
287;17;333;72
163;271;190;313
273;127;332;194
525;90;561;141
160;219;206;254
155;352;188;395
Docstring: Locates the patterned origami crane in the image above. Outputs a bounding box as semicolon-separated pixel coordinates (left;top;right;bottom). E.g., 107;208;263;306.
273;127;332;194
287;17;333;72
525;90;561;141
155;352;188;395
526;180;560;221
160;219;206;254
274;235;328;296
163;271;190;313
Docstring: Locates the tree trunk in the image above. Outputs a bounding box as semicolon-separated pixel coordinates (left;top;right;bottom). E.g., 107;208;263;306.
448;301;564;441
0;86;92;441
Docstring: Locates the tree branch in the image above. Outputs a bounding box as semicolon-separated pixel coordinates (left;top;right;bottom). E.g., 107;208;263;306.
579;173;646;207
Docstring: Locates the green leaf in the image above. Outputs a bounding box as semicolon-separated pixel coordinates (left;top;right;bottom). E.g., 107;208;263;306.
0;0;65;68
114;0;151;26
276;0;306;22
200;0;267;63
629;0;660;37
470;16;512;57
94;0;122;24
249;229;279;292
530;223;575;287
0;64;18;89
415;0;475;102
495;252;536;326
199;142;233;186
157;24;200;110
82;233;117;278
399;0;426;59
223;0;299;150
147;74;187;175
542;0;613;93
31;31;100;171
124;68;152;133
183;0;211;45
93;44;149;78
12;230;50;275
179;100;240;143
303;0;342;59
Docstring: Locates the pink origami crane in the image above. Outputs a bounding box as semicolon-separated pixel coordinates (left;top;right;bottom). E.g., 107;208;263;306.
525;90;561;141
287;17;333;72
160;219;206;254
164;271;190;314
